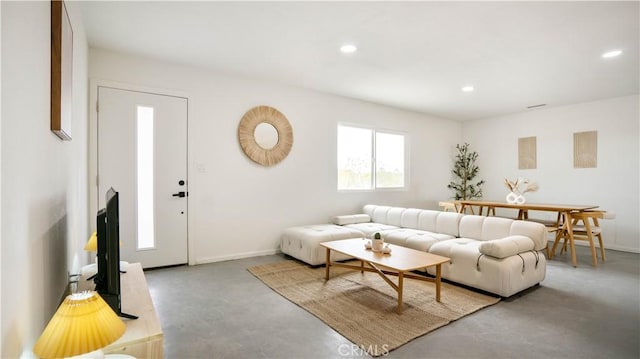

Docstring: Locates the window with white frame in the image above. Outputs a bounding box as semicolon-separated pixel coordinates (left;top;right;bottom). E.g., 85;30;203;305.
337;124;406;190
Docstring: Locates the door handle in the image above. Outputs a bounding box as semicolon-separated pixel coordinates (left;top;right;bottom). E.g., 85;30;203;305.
172;191;187;198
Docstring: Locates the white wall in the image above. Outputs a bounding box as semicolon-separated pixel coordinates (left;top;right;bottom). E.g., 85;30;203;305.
88;48;462;264
1;1;88;357
463;95;640;252
0;3;3;356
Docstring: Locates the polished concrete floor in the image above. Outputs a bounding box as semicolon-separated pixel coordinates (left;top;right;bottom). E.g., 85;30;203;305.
144;245;640;358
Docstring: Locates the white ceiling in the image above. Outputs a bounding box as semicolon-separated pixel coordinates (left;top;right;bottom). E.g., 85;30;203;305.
80;1;639;121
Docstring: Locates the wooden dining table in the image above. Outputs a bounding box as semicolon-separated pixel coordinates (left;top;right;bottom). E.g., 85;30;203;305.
454;200;599;267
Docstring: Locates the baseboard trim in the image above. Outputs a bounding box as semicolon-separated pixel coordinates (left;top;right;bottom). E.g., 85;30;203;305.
547;239;640;254
602;243;640;254
195;249;281;265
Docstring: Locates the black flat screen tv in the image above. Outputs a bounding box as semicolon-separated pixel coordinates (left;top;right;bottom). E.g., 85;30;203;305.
95;187;137;319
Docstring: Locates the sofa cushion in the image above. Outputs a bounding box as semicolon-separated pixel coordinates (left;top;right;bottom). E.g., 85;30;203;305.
414;210;462;237
383;228;454;252
400;208;422;228
280;224;364;266
482;217;514;239
435;212;463;237
344;223;399;238
364;205;392;224
429;238;481;259
479;235;535;259
416;210;439;232
281;224;363;242
381;228;425;239
458;215;485;239
387;207;405;227
331;214;371;225
459;215;513;240
405;235;442;252
384;228;455;242
509;221;548;251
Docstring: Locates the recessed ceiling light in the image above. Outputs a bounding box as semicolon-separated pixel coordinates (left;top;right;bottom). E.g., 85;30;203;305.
461;85;474;92
340;44;357;54
602;50;622;58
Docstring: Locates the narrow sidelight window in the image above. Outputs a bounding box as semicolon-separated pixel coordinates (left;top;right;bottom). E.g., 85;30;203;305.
136;106;155;249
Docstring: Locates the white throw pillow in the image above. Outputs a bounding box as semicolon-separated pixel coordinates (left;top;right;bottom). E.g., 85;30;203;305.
331;214;371;225
479;235;534;259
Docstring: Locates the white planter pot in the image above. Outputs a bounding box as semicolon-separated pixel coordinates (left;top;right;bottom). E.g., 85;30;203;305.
372;239;384;252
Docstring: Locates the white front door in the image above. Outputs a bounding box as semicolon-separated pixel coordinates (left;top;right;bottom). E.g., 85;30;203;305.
97;86;188;268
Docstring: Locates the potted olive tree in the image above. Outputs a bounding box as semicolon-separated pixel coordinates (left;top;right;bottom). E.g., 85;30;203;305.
447;143;485;200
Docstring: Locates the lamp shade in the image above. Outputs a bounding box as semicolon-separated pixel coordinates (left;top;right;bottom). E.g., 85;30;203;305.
84;232;98;252
33;291;125;358
84;232;122;252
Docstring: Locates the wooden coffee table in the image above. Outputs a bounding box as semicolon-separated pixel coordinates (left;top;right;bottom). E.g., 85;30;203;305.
320;238;450;314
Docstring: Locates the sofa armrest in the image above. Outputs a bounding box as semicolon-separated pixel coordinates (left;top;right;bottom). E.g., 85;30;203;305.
331;214;371;225
479;235;535;259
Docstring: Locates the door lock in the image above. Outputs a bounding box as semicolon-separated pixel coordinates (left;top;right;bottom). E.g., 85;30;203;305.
172;191;187;198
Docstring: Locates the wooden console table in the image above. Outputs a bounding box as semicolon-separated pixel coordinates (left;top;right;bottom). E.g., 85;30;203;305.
79;263;163;358
454;200;599;267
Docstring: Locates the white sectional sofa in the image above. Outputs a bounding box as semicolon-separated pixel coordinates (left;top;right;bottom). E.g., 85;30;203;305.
280;204;548;297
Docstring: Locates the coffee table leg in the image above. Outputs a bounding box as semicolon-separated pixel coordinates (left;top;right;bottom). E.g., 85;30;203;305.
436;264;442;302
397;271;404;314
360;260;364;274
325;248;331;280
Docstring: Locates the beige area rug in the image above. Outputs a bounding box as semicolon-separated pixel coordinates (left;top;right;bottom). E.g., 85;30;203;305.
248;260;500;356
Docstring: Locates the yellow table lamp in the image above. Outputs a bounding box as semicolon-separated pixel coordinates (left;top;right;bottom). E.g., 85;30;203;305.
82;232;127;277
84;231;98;252
33;291;125;358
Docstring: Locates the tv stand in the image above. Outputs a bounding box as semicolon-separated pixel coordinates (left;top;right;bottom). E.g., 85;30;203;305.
79;262;162;358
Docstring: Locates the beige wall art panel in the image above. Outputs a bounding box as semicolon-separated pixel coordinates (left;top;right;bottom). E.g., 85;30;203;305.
574;130;597;168
518;136;537;170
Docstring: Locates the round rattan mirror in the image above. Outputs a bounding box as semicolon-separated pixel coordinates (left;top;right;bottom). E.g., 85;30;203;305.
238;106;293;166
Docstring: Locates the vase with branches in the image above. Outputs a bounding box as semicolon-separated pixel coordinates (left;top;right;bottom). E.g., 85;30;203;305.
504;178;538;204
447;143;485;200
